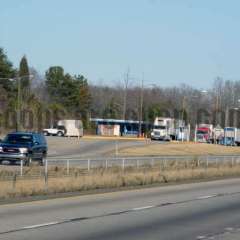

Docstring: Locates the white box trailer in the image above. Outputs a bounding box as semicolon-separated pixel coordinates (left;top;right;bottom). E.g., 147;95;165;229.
176;124;191;141
57;120;83;137
222;127;240;146
213;126;224;143
234;128;240;146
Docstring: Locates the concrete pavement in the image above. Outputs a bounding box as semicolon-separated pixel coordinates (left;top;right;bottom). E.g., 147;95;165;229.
1;178;240;239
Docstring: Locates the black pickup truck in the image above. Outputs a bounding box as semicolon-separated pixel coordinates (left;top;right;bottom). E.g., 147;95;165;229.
0;132;48;166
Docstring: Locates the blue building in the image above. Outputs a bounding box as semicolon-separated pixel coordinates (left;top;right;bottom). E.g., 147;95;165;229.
90;118;150;136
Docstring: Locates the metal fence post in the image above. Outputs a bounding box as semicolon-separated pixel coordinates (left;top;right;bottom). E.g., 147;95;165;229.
88;159;90;172
122;158;125;170
20;160;23;177
115;140;119;157
106;159;108;169
206;156;208;170
151;158;154;168
44;158;48;190
232;156;234;167
12;174;17;190
67;160;70;175
137;159;139;169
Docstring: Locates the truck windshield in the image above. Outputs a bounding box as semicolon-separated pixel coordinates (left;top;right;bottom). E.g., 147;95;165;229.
154;126;166;130
3;134;33;144
197;130;208;134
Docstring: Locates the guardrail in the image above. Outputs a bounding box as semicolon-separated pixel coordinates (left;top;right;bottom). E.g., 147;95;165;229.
1;155;240;181
49;155;240;175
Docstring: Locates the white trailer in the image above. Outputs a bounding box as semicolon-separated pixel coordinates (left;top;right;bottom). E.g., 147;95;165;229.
58;120;83;137
235;128;240;146
175;124;191;142
43;120;83;137
213;126;224;144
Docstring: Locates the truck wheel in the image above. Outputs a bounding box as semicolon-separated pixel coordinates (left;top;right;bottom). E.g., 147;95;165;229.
57;131;64;137
43;131;49;136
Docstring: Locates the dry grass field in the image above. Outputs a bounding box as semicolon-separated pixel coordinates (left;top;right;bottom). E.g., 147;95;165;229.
120;142;240;156
1;164;240;199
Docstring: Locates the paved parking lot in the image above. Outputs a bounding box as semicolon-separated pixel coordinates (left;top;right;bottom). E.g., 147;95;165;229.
46;136;146;158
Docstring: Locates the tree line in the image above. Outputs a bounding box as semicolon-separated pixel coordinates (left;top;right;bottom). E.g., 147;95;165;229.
1;47;240;134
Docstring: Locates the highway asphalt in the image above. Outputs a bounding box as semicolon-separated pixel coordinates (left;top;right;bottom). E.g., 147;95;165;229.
1;178;240;239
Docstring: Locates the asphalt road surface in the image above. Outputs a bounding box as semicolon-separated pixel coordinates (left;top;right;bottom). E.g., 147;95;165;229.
46;137;148;158
1;178;240;239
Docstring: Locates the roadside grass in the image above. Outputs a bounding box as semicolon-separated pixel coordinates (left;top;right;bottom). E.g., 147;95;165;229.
119;142;240;156
1;162;240;199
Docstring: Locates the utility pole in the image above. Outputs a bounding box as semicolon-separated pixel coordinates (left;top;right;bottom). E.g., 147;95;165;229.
225;106;229;128
16;76;21;131
122;68;130;120
138;74;144;137
181;96;186;142
181;96;186;124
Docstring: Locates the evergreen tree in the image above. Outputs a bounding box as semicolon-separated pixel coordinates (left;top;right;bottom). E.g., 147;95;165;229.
19;55;30;99
45;67;91;123
0;48;15;91
45;66;65;103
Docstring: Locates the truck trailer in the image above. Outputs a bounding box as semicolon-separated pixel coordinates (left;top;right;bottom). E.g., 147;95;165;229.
43;120;83;137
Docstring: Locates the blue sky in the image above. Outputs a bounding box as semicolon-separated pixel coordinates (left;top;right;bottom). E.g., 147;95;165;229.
1;0;240;88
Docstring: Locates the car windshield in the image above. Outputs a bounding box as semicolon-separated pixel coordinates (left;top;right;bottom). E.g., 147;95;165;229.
3;134;33;144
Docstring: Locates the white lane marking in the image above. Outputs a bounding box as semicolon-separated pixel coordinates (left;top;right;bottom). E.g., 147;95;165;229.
225;227;234;231
197;195;218;200
196;236;206;239
23;221;60;230
132;206;155;211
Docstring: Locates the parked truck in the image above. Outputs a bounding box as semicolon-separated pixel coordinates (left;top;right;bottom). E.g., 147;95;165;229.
150;117;175;141
150;117;189;141
195;124;214;143
222;127;240;146
43;120;83;137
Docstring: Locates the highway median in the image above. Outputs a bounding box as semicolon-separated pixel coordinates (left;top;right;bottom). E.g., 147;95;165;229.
1;159;240;200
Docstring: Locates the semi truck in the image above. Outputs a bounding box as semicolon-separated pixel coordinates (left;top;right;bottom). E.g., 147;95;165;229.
223;127;240;146
150;117;189;141
195;124;225;143
43;120;83;137
150;117;175;141
195;124;214;143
